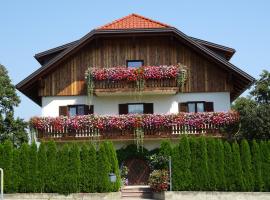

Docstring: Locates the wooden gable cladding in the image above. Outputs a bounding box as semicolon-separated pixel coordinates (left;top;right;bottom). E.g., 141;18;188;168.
38;35;231;97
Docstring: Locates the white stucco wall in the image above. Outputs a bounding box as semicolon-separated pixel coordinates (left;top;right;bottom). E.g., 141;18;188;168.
41;92;230;117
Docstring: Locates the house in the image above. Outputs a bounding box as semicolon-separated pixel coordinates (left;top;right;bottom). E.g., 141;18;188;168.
16;14;254;148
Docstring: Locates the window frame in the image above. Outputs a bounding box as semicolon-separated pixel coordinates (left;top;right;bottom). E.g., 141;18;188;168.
186;101;206;113
126;60;144;68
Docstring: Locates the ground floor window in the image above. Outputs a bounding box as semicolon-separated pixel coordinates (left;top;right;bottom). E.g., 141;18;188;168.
179;101;214;112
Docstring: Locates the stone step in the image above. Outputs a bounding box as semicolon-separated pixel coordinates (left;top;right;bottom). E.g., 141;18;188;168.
121;185;153;199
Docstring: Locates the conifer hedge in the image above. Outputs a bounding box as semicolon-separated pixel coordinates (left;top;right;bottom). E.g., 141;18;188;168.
171;136;270;192
0;141;120;194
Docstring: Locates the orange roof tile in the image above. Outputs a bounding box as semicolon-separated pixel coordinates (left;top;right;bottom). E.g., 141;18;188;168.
97;13;171;30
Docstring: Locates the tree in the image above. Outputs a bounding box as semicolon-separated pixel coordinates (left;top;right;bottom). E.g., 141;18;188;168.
19;143;30;192
224;141;233;191
215;139;225;191
251;140;263;191
37;142;47;192
97;143;111;192
159;140;172;157
260;141;270;191
69;143;81;193
172;135;191;190
206;138;217;190
28;142;38;192
250;70;270;104
0;64;28;146
240;140;254;191
45;141;57;192
11;148;20;192
1;140;13;192
80;143;97;192
231;142;244;191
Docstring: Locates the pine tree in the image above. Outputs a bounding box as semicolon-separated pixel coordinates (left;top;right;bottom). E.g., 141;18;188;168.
251;140;263;191
11;148;20;192
206;138;217;190
224;141;233;191
159;140;172;157
176;135;191;190
37;142;47;192
69;143;81;193
231;142;244;191
240;139;254;191
28;142;38;192
19;143;30;192
2;140;13;192
260;141;270;191
97;143;110;192
80;143;97;192
215;139;225;191
45;141;57;192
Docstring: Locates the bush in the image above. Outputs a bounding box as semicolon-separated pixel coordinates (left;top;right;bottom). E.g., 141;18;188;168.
172;135;191;191
2;140;13;192
215;139;225;190
149;170;169;192
224;141;233;191
251;140;263;191
19;143;30;192
80;143;97;192
29;143;38;192
231;142;244;191
159;140;172;157
37;142;47;192
69;143;81;193
206;138;217;190
45;141;57;193
240;139;254;191
260;141;270;191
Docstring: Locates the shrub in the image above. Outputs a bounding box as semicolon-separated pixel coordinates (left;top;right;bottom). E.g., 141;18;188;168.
97;143;111;192
19;143;30;192
251;140;263;191
206;138;217;190
45;141;57;192
149;170;169;192
37;142;47;192
29;142;38;192
57;144;70;194
159;140;172;157
231;142;244;191
69;143;81;193
260;141;270;191
80;143;97;192
1;140;13;192
172;135;191;191
240;139;254;191
11;148;20;192
224;141;233;191
215;139;225;190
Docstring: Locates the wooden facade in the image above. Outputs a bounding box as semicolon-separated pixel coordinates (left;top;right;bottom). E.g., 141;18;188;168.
38;36;231;97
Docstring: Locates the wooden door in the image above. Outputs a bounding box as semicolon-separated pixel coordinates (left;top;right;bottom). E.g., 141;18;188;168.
124;158;150;185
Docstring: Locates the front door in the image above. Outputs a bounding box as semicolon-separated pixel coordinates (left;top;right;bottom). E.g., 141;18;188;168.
124;158;150;185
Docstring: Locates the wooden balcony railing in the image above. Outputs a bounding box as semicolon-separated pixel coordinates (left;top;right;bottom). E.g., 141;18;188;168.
36;123;221;141
94;79;179;96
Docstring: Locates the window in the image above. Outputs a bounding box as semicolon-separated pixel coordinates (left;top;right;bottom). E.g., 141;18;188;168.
59;105;94;116
179;102;214;113
119;103;153;114
127;60;144;68
128;104;144;114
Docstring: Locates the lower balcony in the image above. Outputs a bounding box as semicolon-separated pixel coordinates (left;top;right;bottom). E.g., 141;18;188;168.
30;112;239;141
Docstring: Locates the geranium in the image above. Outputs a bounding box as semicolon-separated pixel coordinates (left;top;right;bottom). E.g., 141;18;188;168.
29;111;239;133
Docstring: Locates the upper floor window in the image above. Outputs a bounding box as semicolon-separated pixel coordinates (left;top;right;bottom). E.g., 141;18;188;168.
179;101;214;113
127;60;144;68
59;105;94;116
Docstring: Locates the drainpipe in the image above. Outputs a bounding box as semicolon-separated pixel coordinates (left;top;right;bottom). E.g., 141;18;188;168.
0;168;3;200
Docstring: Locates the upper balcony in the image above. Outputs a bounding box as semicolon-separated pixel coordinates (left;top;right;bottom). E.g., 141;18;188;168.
30;111;239;142
85;65;187;96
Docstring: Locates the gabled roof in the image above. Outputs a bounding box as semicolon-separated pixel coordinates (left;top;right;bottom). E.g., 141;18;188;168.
97;13;171;30
16;14;255;105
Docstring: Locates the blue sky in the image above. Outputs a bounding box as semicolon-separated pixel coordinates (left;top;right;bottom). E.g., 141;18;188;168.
0;0;269;120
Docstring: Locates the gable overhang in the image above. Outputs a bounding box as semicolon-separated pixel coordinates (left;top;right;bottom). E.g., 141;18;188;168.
16;27;255;106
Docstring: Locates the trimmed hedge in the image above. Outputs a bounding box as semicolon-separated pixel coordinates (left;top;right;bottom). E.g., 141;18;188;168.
0;141;120;194
172;136;270;192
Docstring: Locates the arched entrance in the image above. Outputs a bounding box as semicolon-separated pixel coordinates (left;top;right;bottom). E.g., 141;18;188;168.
124;158;150;185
